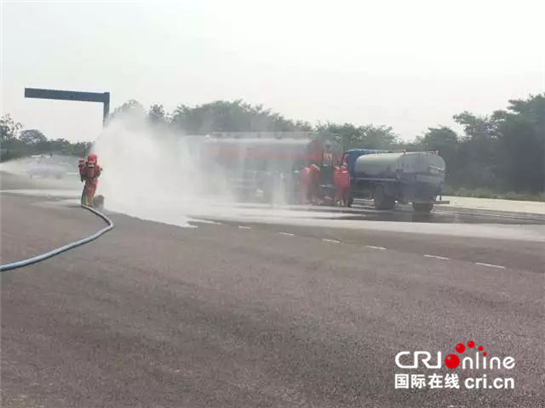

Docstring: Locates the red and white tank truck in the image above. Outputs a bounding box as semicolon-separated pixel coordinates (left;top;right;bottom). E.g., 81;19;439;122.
198;131;342;202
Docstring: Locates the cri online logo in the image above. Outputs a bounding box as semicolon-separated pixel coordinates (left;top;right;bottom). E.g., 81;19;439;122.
395;341;516;390
396;341;515;370
447;341;485;369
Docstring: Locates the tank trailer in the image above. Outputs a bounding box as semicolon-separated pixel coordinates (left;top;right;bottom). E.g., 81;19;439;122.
343;149;449;212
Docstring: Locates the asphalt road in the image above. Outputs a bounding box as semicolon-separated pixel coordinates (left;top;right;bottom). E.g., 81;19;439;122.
1;181;544;407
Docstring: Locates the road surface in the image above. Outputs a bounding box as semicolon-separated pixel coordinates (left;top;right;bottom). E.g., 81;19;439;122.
1;174;544;407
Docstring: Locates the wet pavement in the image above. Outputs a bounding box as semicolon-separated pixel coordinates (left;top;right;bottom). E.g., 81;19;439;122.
2;192;544;408
2;171;545;408
2;170;545;227
324;201;545;225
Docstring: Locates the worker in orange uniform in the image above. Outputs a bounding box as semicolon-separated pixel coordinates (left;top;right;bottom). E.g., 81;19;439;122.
300;166;311;204
308;163;322;205
334;164;351;206
79;153;102;206
333;165;341;204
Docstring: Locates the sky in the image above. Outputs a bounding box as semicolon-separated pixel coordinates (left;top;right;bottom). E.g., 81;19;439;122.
2;0;544;142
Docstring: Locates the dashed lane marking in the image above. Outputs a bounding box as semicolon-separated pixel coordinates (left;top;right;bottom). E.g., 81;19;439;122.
193;219;222;225
424;254;450;260
229;225;511;271
365;245;386;250
475;262;506;269
230;224;510;270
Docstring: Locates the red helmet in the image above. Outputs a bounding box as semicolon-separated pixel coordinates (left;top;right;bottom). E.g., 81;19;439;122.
87;153;97;163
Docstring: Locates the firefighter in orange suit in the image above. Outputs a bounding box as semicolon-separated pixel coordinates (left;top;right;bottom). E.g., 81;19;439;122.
308;163;321;204
300;166;311;203
79;153;102;206
334;164;351;206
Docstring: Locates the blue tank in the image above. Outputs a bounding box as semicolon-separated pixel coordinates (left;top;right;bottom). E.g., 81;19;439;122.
343;149;389;177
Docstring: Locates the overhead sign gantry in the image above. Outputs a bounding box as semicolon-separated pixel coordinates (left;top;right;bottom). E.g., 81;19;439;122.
24;87;110;125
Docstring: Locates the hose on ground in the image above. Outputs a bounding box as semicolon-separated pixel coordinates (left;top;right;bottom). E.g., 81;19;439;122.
0;205;114;273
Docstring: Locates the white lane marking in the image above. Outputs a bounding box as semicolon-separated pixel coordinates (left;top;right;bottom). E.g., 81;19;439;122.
322;238;341;244
366;245;386;250
192;219;222;225
424;254;450;260
238;226;251;230
279;232;294;236
475;262;506;269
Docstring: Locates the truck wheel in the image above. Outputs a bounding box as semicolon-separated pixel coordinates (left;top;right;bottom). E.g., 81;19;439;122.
413;203;434;213
373;185;395;210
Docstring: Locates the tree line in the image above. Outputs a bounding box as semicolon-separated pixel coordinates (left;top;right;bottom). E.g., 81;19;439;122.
2;94;543;198
409;95;544;196
106;93;545;197
1;114;91;159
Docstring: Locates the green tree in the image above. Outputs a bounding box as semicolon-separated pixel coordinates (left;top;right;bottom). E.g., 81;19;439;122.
361;125;398;150
419;126;460;183
171;100;310;134
19;129;47;145
69;141;93;157
47;138;73;154
453;111;498;140
107;100;146;127
493;94;545;192
0;114;22;143
453;112;500;188
316;123;359;148
148;104;167;124
316;122;397;150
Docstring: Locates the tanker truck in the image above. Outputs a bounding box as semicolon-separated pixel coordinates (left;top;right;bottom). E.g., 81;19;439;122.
342;149;448;212
199;132;342;202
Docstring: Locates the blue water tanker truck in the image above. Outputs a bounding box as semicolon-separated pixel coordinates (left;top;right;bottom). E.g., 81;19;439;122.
342;149;449;212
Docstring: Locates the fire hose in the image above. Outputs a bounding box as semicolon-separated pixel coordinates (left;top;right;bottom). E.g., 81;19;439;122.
0;205;114;273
